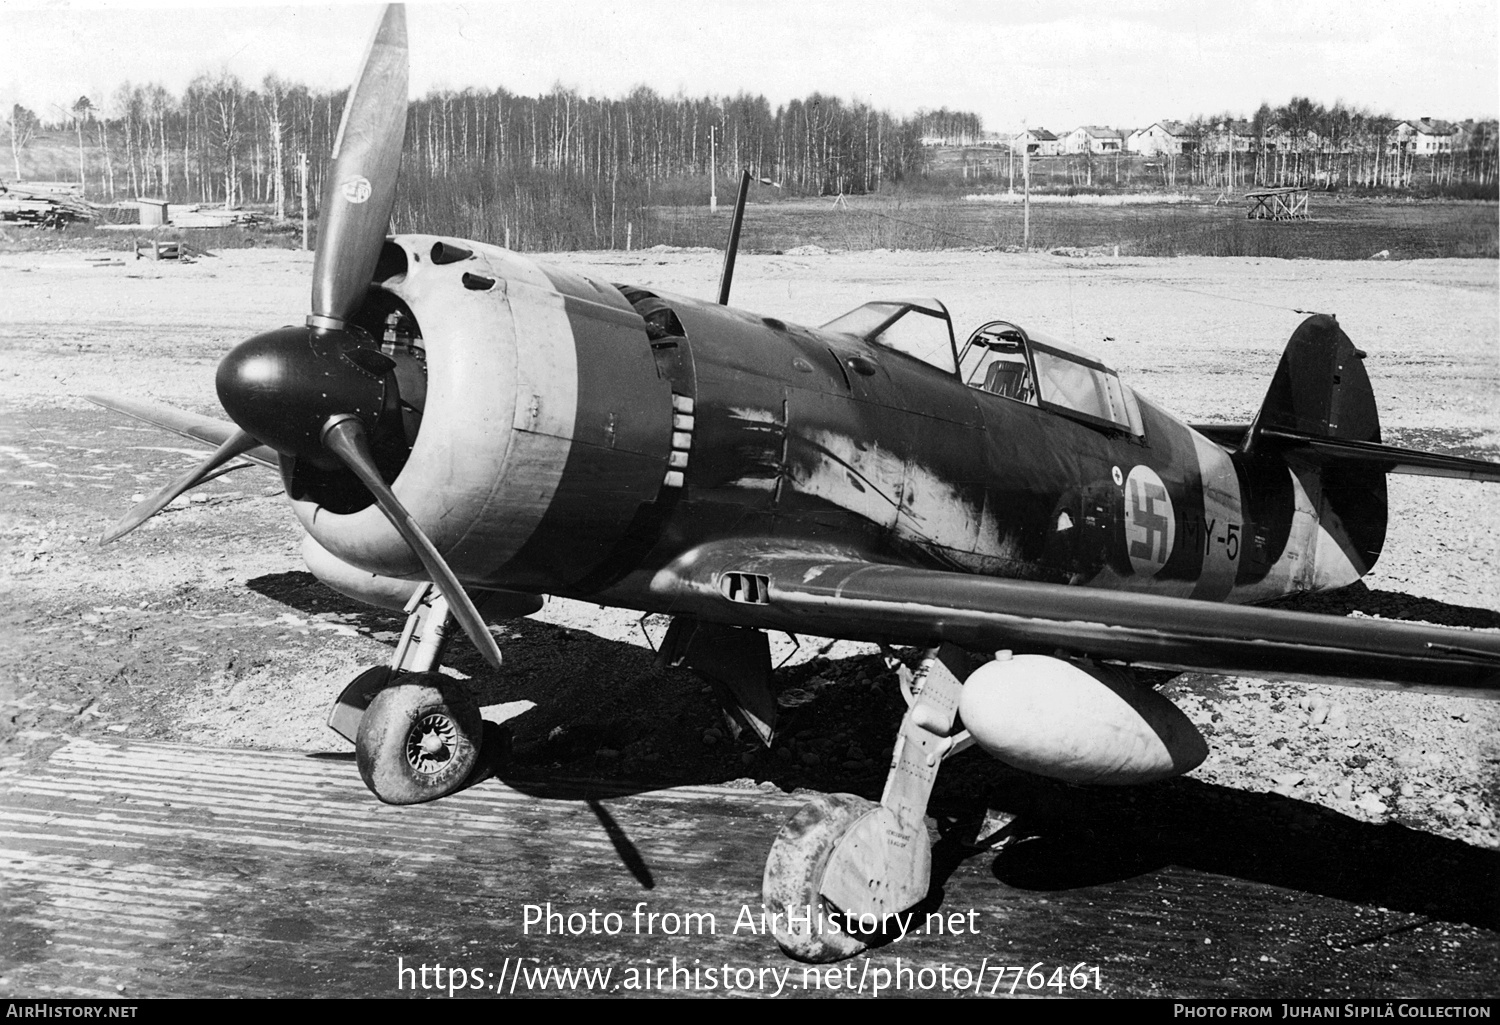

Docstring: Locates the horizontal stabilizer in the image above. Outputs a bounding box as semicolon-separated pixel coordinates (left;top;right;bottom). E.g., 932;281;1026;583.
1190;422;1500;482
1256;427;1500;482
85;394;279;469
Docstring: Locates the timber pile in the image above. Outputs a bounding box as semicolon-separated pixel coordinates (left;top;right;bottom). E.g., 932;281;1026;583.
0;181;94;228
169;205;259;229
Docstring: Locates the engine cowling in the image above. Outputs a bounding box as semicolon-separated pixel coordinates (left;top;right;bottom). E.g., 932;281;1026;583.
301;534;543;621
958;653;1207;784
289;235;675;595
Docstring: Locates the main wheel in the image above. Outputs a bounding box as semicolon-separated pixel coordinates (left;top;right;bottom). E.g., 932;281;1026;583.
762;792;878;963
355;674;483;805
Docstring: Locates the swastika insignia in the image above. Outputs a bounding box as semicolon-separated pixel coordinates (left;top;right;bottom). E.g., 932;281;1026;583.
340;175;373;204
1124;465;1175;577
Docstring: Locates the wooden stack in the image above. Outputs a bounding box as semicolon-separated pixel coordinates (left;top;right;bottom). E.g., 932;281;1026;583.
168;205;259;229
0;181;94;228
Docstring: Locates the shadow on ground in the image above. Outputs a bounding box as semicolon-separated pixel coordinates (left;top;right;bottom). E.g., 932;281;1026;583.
1266;580;1500;629
926;774;1500;933
251;571;1499;935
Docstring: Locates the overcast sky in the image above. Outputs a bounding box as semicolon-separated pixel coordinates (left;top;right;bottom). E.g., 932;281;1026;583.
1;0;1495;132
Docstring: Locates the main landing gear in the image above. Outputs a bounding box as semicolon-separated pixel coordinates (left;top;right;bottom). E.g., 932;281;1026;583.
762;642;976;962
327;583;488;805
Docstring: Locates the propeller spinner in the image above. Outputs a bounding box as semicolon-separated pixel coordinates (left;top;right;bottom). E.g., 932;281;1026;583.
103;4;502;670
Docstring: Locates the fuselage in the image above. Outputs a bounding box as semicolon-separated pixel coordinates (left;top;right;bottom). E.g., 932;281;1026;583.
290;235;1385;630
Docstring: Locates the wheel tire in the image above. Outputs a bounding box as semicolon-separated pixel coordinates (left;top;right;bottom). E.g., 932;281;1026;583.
355;674;483;805
762;792;878;963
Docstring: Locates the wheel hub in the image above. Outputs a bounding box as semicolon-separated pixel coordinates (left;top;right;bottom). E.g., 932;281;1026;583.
406;712;459;774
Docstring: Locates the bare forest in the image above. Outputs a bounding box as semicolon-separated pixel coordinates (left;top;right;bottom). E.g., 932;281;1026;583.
5;77;980;250
5;76;1496;251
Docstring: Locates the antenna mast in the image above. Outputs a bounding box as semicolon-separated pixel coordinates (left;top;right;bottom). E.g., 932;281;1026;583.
717;168;752;304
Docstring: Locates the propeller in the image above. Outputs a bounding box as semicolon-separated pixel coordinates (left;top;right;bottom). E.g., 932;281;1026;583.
99;429;259;543
107;5;503;670
310;3;408;330
321;415;502;668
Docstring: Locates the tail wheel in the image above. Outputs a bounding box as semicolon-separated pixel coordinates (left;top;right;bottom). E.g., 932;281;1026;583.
355;673;483;804
762;792;878;963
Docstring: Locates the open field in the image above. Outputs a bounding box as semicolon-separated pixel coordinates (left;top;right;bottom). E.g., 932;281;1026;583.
4;193;1496;262
0;248;1497;995
648;194;1500;259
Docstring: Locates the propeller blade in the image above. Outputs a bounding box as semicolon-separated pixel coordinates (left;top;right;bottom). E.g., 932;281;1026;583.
101;430;260;544
321;414;503;669
310;3;408;329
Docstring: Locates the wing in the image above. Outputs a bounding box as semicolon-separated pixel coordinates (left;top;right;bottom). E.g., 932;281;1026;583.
648;540;1500;696
86;394;279;469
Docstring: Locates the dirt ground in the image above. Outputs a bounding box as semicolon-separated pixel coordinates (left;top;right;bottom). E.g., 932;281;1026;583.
1;245;1497;869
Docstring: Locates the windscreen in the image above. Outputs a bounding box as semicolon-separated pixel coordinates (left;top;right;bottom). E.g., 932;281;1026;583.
822;301;957;374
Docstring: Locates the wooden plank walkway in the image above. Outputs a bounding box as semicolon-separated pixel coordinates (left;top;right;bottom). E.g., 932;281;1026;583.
0;738;1494;998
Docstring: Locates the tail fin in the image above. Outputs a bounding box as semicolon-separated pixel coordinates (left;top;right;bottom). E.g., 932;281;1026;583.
1246;315;1388;576
1193;313;1500;481
1198;315;1497;591
1247;314;1380;448
1242;316;1500;481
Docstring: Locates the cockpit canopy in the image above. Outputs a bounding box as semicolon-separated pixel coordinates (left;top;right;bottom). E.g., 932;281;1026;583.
960;320;1142;435
818;297;1141;436
821;298;958;375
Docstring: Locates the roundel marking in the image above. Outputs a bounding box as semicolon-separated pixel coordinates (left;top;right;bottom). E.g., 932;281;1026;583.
1124;465;1175;577
340;175;373;204
1111;465;1123;486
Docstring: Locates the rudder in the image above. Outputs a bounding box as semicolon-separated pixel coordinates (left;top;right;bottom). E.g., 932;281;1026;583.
1250;314;1380;445
1245;314;1387;577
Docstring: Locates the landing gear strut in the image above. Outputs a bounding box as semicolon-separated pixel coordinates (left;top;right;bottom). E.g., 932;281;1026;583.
762;643;973;962
327;583;489;804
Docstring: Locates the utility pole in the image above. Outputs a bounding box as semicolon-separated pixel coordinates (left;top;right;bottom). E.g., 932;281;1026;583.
299;151;309;251
1022;122;1031;251
1227;122;1236;192
709;125;718;212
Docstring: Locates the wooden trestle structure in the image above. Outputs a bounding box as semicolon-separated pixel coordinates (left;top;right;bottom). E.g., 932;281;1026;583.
1245;186;1310;221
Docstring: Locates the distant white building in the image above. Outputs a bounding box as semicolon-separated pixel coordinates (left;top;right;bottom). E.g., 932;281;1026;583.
1205;119;1254;154
1452;120;1496;155
1016;128;1061;156
1128;121;1199;156
1389;119;1460;155
1062;126;1125;155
